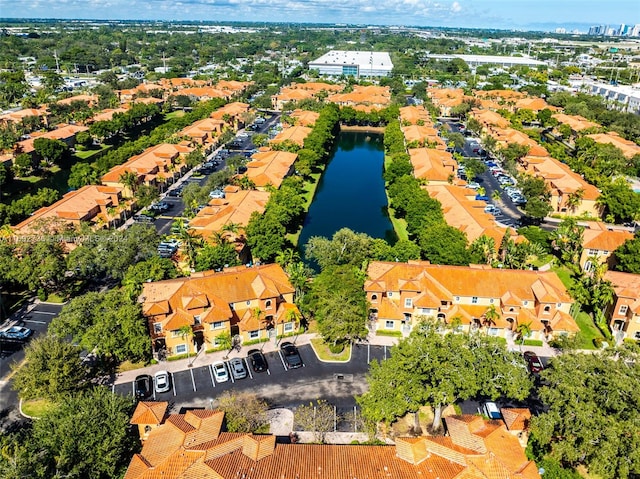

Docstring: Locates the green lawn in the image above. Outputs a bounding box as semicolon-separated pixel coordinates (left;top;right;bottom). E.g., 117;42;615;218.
552;265;575;290
21;398;56;418
574;311;603;350
289;168;325;247
165;110;186;120
73;143;111;160
310;338;351;362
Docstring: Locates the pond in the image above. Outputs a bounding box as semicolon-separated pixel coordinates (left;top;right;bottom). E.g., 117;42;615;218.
297;131;395;252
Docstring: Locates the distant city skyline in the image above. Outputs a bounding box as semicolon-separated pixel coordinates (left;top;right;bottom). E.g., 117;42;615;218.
3;0;639;31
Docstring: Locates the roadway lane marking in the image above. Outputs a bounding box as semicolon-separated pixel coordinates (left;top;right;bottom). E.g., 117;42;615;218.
244;358;253;380
208;365;216;388
277;350;287;370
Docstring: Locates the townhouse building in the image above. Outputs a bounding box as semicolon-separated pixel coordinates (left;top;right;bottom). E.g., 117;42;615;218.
587;132;640;159
178;117;225;153
210;101;252;129
288;109;320;127
12;184;132;235
125;402;539;479
242;150;298;189
402;124;444;147
0;107;49;127
551;113;600;133
15;123;89;155
269;125;312;147
327;85;392;111
603;271;640;342
408;148;458;185
101;143;193;196
365;261;578;340
139;264;300;357
579;222;634;271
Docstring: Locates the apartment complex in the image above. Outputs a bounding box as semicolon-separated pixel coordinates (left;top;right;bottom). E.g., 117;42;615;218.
140;264;299;357
365;261;578;340
579;222;634;271
124;402;539;479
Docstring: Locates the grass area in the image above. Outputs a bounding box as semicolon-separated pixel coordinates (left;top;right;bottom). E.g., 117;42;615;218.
310;338;351;362
531;254;555;269
21;398;56;418
289;168;325;247
523;339;544;347
165;110;186;120
117;359;148;372
73;143;112;160
376;330;403;337
386;201;409;241
44;293;67;303
551;265;575;290
574;311;603;350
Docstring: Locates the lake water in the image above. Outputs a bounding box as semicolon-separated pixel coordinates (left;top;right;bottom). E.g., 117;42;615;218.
297;131;395;252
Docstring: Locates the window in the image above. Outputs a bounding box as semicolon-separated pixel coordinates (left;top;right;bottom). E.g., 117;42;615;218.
489;298;494;304
523;301;528;306
472;297;478;304
556;303;562;309
404;298;413;308
487;328;499;336
265;300;272;310
175;344;187;354
284;322;295;333
385;320;395;329
634;331;640;340
588;249;598;256
422;308;431;315
212;336;221;347
619;305;628;315
246;300;251;306
371;294;378;302
249;330;260;340
153;323;162;334
211;321;224;330
455;296;460;302
194;315;201;325
171;330;182;338
388;292;393;297
544;305;551;313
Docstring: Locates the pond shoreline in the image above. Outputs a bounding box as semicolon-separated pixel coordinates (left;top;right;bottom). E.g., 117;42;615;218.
339;125;385;134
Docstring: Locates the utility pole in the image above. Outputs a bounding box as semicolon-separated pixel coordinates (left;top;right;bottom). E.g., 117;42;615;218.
54;50;60;73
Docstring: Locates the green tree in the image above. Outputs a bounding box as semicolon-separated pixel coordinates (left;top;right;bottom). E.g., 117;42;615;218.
195;242;240;272
304;228;374;271
357;324;532;430
12;152;35;177
597;178;640;223
122;255;177;299
418;223;471;265
469;235;497;265
32;387;137;479
550;218;584;267
531;350;640;479
33;137;69;167
12;335;88;401
613;235;640;274
305;265;369;348
520;175;552;220
217;392;269;433
245;211;287;263
67;162;99;189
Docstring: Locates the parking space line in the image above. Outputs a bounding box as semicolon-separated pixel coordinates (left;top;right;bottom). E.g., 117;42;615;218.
208;365;216;388
227;361;235;383
190;368;197;392
131;382;135;397
244;358;253;380
111;384;115;394
277;351;287;370
367;343;370;364
171;372;176;396
266;367;271;376
384;345;387;360
23;319;47;325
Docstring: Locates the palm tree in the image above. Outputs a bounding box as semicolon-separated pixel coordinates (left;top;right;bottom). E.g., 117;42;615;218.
515;321;532;349
178;325;194;366
470;235;496;265
276;248;300;268
491;190;502;202
286;262;310;301
566;188;584;213
119;171;138;198
482;304;500;329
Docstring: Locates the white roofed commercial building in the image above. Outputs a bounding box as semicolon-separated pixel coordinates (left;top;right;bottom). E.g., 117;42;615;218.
309;50;393;78
428;54;547;69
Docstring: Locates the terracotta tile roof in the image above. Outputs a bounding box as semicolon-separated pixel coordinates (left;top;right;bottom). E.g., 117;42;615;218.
552;113;599;132
426;184;515;244
210;102;251;121
514;97;549;111
520;155;600;202
125;407;537;479
409;148;456;182
500;408;531;431
399;105;432;125
289;109;320;127
270;126;311;147
328;85;391;109
215;80;253;94
549;310;580;333
90;107;130;122
0;107;48;123
131;402;169;425
178;87;229;99
56;94;98;106
474;89;527;101
13;184;124;234
244;149;298;187
470;109;510;129
140;265;295;333
102;143;192;184
16;123;89;153
605;271;640;300
582;228;633;252
587;132;640;159
189;189;270;239
402;124;440;143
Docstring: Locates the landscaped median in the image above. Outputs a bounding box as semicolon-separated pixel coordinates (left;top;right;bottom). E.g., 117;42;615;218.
309;338;351;362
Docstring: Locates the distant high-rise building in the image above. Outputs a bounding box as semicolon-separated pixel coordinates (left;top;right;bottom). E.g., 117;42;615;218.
631;24;640;37
555;28;566;34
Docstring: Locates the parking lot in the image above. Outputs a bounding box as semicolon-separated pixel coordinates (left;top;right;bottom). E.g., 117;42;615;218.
113;343;392;407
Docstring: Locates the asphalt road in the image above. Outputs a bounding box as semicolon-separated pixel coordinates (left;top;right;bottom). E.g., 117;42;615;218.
150;112;281;237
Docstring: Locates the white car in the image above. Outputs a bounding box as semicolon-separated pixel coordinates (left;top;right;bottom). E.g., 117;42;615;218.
154;370;171;393
466;182;480;190
483;402;502;420
212;361;229;383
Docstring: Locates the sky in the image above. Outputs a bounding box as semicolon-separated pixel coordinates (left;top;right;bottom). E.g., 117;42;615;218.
3;0;639;31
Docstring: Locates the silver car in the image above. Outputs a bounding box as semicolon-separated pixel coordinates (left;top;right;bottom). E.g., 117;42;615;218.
154;370;171;394
229;358;247;380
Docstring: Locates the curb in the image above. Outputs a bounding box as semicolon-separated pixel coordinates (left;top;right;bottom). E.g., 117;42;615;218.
308;339;352;363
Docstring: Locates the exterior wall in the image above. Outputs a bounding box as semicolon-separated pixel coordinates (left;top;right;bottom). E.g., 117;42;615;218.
607;299;640;341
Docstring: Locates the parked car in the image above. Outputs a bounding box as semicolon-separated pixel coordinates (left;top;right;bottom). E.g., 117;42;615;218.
209;189;225;199
229;357;247;380
0;326;33;341
484;204;497;213
475;195;490;202
212;361;229;383
133;214;154;223
167;187;183;197
490;208;503;216
134;374;153;400
466;182;480;190
523;351;544;374
482;401;502;420
149;201;171;213
254;117;266;124
280;342;303;369
247;349;268;373
154;370;171;393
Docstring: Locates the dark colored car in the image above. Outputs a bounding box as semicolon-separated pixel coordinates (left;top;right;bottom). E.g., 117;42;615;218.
134;374;153;400
280;342;303;369
247;349;268;373
523;351;544;374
